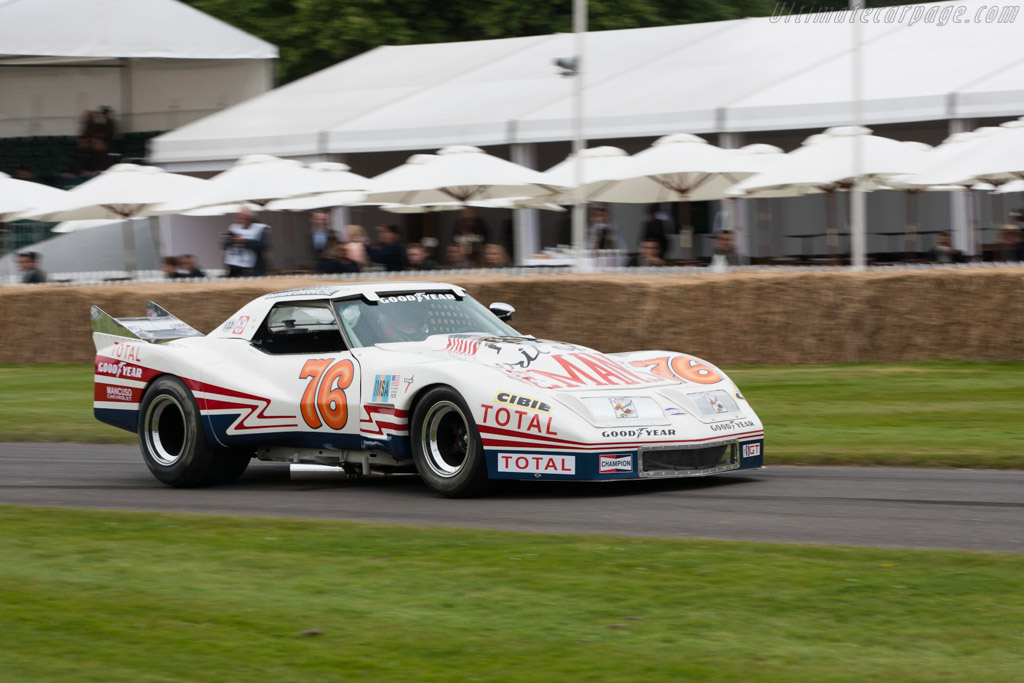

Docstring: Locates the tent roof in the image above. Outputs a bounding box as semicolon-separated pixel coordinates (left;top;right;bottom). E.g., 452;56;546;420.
151;0;1024;163
0;0;277;62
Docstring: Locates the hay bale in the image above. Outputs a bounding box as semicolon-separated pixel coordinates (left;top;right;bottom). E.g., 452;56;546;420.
2;268;1023;366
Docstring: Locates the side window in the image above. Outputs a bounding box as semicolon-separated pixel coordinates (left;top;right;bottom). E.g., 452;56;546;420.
251;302;346;355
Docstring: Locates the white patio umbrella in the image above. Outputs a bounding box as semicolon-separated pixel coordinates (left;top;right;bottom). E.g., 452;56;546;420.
537;146;641;202
19;163;209;222
0;172;70;220
728;127;928;261
162;154;353;213
363;146;563;205
52;217;145;234
584;134;769;204
894;128;1011;255
895;126;1009;189
266;162;369;211
18;163;212;272
379;197;566;214
1;173;71;274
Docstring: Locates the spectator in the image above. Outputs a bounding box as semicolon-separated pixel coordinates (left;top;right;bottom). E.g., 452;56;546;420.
931;233;964;263
406;243;438;271
367;225;407;272
482;243;511;269
453;207;487;264
221;210;271;277
586;206;626;251
344;224;370;269
310;210;333;258
710;230;740;270
179;254;205;278
997;225;1024;262
318;241;360;274
17;251;46;284
445;243;472;269
630;240;665;267
640;204;670;259
162;256;183;279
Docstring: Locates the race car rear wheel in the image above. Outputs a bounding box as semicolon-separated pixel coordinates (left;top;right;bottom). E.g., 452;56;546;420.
412;387;490;498
138;376;250;487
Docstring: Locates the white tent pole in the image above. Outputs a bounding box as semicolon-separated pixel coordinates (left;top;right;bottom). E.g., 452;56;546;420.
849;0;866;270
948;119;974;256
511;143;539;265
570;0;587;266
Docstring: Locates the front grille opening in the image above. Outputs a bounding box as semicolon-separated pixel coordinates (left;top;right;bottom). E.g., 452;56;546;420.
641;442;738;476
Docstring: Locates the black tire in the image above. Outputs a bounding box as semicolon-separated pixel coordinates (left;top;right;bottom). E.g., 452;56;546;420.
411;387;490;498
137;376;250;487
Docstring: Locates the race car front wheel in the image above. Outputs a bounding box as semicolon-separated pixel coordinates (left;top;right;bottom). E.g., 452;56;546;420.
138;376;250;487
411;387;490;498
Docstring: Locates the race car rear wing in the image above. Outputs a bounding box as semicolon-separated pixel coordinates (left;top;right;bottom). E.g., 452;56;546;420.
90;302;205;343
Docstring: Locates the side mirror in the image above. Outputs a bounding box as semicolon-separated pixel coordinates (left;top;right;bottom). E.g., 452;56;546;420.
489;302;515;322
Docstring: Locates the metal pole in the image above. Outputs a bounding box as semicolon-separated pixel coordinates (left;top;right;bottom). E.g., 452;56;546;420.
570;0;587;267
849;0;866;270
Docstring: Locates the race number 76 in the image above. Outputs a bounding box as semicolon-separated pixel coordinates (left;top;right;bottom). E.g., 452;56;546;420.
299;358;354;429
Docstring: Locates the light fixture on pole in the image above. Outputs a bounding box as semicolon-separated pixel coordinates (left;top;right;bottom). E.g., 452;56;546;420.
553;0;588;266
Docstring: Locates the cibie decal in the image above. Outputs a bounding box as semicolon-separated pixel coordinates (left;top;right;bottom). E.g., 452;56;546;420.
599;455;633;473
609;397;637;419
665;407;686;416
495;392;552;414
379;292;456;304
743;443;762;458
372;374;400;403
498;454;575;475
232;316;250;335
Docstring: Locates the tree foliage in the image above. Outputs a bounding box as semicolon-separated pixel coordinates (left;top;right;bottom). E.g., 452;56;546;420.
182;0;896;84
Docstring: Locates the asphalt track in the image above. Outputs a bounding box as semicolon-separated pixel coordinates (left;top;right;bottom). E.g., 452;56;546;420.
1;443;1022;553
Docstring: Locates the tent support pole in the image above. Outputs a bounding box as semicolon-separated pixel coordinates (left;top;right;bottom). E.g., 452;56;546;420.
570;0;587;267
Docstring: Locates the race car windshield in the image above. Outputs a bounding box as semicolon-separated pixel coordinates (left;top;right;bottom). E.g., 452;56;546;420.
334;293;518;347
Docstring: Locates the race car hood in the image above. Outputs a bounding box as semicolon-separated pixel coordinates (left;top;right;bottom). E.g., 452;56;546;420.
376;334;676;393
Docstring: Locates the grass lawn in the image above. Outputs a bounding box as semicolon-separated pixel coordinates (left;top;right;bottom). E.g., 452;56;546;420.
1;505;1022;682
1;361;1022;467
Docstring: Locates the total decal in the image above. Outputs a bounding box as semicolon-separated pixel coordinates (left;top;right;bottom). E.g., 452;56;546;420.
599;455;634;473
110;341;142;363
507;352;665;390
497;453;575;475
480;403;558;436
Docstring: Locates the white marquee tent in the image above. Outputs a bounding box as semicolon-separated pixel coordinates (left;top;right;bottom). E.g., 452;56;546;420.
0;0;277;138
152;0;1024;166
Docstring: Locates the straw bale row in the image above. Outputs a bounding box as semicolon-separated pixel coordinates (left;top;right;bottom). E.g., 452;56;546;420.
2;268;1022;366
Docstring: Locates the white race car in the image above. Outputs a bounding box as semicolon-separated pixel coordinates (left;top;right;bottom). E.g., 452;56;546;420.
92;282;764;497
